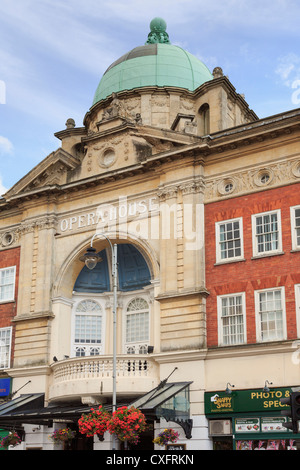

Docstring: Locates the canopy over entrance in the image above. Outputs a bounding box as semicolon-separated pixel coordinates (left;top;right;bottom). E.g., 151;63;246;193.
0;394;93;431
130;381;193;438
0;381;193;439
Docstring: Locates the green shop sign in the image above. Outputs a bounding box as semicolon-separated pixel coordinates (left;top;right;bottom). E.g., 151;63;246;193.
205;387;293;415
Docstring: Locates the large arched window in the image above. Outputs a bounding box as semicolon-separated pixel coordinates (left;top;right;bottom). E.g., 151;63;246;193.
72;243;152;357
73;299;103;357
125;298;150;354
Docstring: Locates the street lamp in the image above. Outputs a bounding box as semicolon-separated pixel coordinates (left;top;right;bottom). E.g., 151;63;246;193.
80;233;118;450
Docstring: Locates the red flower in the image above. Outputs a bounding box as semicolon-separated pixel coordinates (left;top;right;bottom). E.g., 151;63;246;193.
78;406;110;438
107;407;146;445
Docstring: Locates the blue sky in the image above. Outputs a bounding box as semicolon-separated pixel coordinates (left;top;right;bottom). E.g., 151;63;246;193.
1;0;300;194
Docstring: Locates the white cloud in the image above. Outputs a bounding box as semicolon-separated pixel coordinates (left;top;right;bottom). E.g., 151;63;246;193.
0;1;121;77
275;53;300;87
0;175;8;196
0;136;14;155
93;0;300;34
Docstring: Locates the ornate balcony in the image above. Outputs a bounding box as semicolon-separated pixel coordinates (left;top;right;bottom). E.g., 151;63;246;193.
49;355;160;403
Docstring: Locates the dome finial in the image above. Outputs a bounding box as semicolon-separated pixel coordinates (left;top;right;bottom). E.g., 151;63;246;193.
145;17;171;44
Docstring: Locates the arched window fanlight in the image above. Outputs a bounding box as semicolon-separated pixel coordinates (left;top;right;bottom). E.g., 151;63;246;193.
74;244;151;293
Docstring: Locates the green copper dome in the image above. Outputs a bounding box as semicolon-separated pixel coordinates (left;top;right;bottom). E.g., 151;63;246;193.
92;19;213;106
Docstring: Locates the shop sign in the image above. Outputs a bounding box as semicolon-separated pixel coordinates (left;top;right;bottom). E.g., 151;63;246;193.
235;418;260;433
0;378;11;396
58;196;159;233
261;417;288;432
207;393;234;413
234;416;290;434
205;387;293;414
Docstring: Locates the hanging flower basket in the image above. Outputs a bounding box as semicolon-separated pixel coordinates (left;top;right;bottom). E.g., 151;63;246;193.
0;431;21;448
78;406;110;438
49;428;76;444
153;428;180;446
107;406;147;445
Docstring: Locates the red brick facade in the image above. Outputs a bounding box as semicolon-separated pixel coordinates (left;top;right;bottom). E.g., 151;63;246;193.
205;183;300;348
0;246;20;365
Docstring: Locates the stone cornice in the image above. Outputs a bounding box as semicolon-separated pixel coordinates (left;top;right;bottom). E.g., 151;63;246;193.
5;365;51;378
3;148;81;203
153;340;299;367
82;119;137;143
201;107;300;156
206;339;297;361
0;108;299;211
153;349;208;364
11;311;55;323
54;126;87;141
155;287;209;301
204;154;300;202
194;75;259;121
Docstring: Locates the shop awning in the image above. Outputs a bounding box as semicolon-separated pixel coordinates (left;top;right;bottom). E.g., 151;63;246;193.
0;382;193;438
0;394;94;431
129;381;193;438
0;394;44;418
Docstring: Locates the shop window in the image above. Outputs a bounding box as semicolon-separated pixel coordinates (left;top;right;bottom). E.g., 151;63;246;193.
217;293;246;345
213;437;233;450
251;210;282;257
0;266;16;302
255;287;286;342
291;205;300;251
0;327;12;369
215;218;244;263
73;299;103;357
236;439;299;450
125;298;150;354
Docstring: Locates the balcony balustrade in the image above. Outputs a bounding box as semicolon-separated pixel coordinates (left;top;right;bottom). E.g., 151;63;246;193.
49;355;159;403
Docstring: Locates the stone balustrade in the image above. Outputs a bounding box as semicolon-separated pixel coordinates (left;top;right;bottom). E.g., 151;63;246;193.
49;355;159;403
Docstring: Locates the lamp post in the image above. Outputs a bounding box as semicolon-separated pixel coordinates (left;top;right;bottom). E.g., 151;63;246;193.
80;233;117;450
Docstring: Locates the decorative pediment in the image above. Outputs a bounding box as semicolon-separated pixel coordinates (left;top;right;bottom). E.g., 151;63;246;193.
4;149;80;200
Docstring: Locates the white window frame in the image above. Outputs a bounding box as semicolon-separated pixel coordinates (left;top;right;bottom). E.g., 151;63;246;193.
71;295;106;358
255;287;286;342
217;292;247;346
291;205;300;251
123;296;150;354
0;266;16;303
252;210;282;257
0;326;12;369
295;284;300;338
215;218;244;264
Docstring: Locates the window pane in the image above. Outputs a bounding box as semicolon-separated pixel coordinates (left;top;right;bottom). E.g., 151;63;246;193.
295;208;300;246
0;328;12;368
221;295;244;345
259;290;283;341
126;298;150;352
0;267;15;301
75;315;102;343
255;213;279;253
74;300;102;356
218;221;241;260
126;312;149;342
